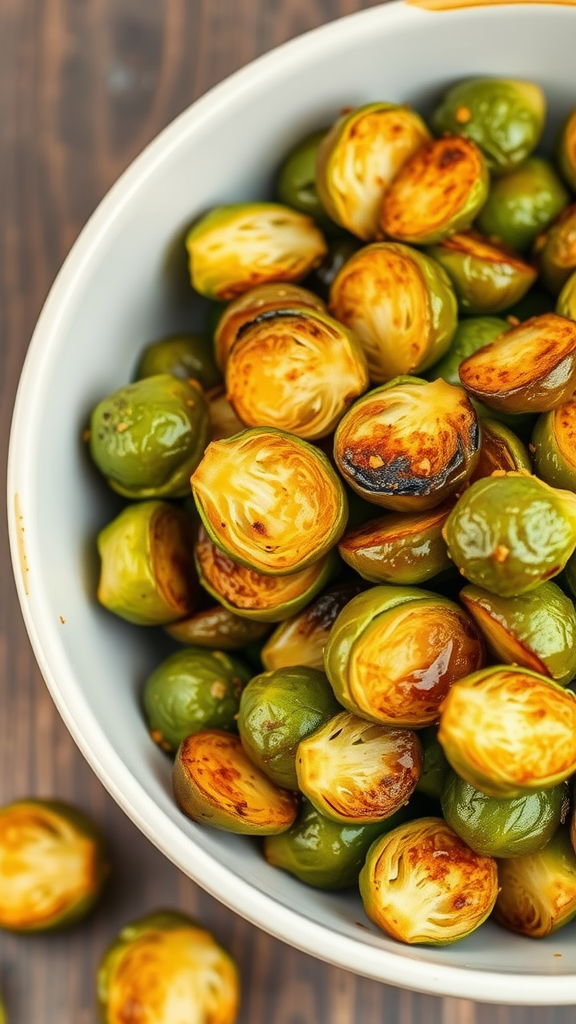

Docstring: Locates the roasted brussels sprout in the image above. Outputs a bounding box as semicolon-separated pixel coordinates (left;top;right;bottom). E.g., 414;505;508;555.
329;243;457;382
324;585;484;728
238;667;341;789
165;606;270;650
380;136;489;245
0;799;109;932
143;647;251;753
315;102;431;240
476;157;569;253
97;910;240;1024
191;428;348;575
264;797;409;891
134;333;222;391
430;316;510;387
303;236;362;302
427;231;536;315
173;730;298;835
534;204;576;295
276;128;336;232
260;581;363;671
469;419;532;483
558;107;576;192
416;727;450;801
97;500;198;625
438;666;576;798
338;503;453;585
359;817;498;945
186;203;327;300
225;307;369;440
532;393;576;492
296;711;421;823
442;770;568;859
431;78;545;175
333;377;479;512
460;581;576;686
443;473;576;596
214;282;326;370
494;828;576;938
88;374;210;499
458;313;576;413
195;525;339;623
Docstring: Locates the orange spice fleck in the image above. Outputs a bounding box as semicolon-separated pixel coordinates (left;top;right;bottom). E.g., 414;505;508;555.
456;106;472;124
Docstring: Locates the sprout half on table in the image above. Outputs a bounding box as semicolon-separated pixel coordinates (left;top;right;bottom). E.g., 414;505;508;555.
86;75;576;949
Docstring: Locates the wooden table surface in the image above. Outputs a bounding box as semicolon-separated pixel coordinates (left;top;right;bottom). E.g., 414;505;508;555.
0;1;574;1021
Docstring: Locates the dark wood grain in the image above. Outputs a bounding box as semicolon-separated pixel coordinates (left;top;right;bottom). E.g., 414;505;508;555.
0;1;573;1021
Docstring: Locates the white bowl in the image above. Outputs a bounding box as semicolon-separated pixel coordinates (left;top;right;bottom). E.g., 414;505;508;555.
8;0;576;1003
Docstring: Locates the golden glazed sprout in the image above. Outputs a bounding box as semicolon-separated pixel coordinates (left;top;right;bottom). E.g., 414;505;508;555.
494;829;576;939
191;428;348;575
225;308;369;440
186;203;327;300
438;667;576;798
334;378;479;512
296;711;422;823
97;912;240;1024
359;817;498;945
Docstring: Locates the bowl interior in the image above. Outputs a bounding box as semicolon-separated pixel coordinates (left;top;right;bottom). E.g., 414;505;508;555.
9;1;576;1003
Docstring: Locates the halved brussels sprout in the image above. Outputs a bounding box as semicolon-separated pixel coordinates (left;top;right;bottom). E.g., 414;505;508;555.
260;581;363;671
214;282;326;370
469;419;532;483
88;374;210;499
324;585;484;728
494;829;576;938
97;910;240;1024
97;501;198;625
191;428;348;575
315;102;431;240
173;730;298;835
442;770;568;859
558;108;576;193
264;797;409;891
134;333;222;390
427;231;536;315
458;313;576;413
476;157;569;253
328;243;457;382
431;78;545;175
165;606;270;651
333;377;480;512
460;581;576;686
0;799;109;932
359;817;498;945
438;666;576;798
238;667;341;789
534;204;576;295
143;647;251;753
225;308;369;440
296;711;421;823
303;236;362;302
208;389;245;441
195;525;339;623
380;136;489;245
416;727;450;801
338;503;453;585
532;393;576;492
276;128;336;231
186;203;327;300
443;473;576;596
